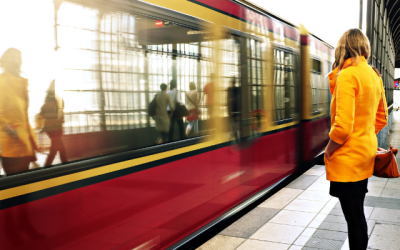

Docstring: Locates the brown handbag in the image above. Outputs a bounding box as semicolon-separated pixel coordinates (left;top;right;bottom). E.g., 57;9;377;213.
374;90;400;178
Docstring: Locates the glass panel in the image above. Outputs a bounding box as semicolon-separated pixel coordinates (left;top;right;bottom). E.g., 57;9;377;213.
310;59;322;114
247;39;263;111
0;2;226;172
273;48;298;121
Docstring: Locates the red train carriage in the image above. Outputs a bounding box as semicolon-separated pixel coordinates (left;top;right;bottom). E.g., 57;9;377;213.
0;0;334;249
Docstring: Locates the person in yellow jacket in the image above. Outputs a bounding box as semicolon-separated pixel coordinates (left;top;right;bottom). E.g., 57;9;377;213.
0;48;38;175
325;29;387;249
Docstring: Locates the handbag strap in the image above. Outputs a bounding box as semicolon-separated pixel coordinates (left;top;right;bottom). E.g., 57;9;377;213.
186;92;198;109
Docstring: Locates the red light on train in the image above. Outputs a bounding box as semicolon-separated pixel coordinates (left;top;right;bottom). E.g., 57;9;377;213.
155;20;163;27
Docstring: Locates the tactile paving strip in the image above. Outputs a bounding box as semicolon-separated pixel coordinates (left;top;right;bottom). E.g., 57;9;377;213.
334;202;342;208
312;229;348;241
318;222;348;232
328;208;344;216
304;238;344;250
364;196;400;209
323;215;347;224
369;202;400;209
376;197;400;205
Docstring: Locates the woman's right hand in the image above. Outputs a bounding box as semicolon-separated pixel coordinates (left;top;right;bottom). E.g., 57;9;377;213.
325;139;342;161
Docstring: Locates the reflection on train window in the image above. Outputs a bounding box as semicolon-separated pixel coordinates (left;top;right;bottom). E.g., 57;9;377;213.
220;37;241;117
311;59;323;114
273;48;298;121
248;39;264;112
199;41;214;119
196;37;241;119
54;2;229;163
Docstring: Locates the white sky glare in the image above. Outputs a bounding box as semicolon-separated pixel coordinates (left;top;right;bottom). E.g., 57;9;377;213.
249;0;365;47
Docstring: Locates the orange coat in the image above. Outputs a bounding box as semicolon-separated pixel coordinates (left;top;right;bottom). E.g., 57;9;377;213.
0;72;37;158
325;56;387;182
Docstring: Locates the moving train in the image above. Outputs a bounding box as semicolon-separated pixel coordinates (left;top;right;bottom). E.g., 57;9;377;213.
0;0;334;249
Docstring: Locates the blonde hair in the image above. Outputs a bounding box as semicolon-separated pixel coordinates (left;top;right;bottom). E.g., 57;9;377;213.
333;29;370;70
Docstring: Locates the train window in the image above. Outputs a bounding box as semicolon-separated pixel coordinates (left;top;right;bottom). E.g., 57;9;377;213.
213;37;241;118
0;1;243;176
57;3;219;156
311;59;324;114
273;48;298;122
248;39;264;112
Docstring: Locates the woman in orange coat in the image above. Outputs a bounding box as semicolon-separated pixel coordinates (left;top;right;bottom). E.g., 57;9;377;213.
0;48;38;175
325;29;387;249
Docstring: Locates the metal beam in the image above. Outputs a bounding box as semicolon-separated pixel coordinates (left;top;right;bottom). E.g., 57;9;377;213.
388;0;399;17
366;0;373;63
360;0;364;30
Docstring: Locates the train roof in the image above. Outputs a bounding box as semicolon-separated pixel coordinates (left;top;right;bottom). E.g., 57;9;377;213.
231;0;335;50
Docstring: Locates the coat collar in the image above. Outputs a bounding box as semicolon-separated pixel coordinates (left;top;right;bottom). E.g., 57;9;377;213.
328;56;366;94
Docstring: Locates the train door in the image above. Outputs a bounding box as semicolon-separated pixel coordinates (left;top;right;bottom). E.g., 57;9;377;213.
272;45;301;173
327;62;332;118
237;37;269;188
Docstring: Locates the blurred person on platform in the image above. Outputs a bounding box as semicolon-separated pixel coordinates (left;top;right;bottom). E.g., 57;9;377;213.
325;29;387;250
155;83;174;144
167;80;185;141
0;48;38;175
185;82;200;137
227;77;241;141
202;73;215;119
40;80;68;166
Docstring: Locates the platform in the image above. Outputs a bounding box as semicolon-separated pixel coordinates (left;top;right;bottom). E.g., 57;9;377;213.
198;111;400;250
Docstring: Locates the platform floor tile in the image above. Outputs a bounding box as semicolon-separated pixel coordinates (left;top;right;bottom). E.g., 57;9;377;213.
285;175;320;190
306;181;330;192
288;246;303;250
367;219;376;236
368;180;388;189
285;198;326;213
236;239;290;250
269;210;316;227
368;224;400;250
258;188;303;209
249;223;304;244
303;168;326;176
366;187;384;197
370;207;400;223
219;207;279;238
380;188;400;199
197;235;245;250
293;235;311;246
297;190;332;202
257;195;297;209
385;181;400;191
